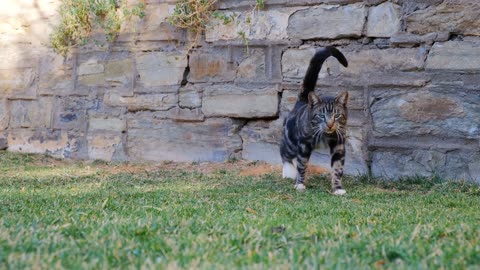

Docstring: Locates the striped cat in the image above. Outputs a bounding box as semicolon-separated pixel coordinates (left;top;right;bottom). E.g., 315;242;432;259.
280;46;349;195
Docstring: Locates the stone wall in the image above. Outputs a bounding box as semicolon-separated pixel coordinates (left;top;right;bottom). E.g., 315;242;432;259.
1;0;479;181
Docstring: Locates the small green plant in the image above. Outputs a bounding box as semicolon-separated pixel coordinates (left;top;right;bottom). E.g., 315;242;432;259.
256;0;266;10
169;0;266;49
212;11;234;25
50;0;145;55
168;0;217;34
238;30;250;55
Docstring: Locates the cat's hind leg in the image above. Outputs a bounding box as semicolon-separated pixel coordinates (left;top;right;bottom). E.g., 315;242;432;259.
282;158;298;179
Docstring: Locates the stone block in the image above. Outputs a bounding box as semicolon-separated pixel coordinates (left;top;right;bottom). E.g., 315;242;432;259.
38;52;75;96
0;68;36;99
89;117;126;133
280;90;299;116
406;0;480;36
76;53;108;88
282;47;427;82
136;51;188;87
10;98;54;128
242;142;282;164
0;100;9;131
52;97;96;131
236;49;267;82
168;107;205;122
370;88;480;139
127;117;242;162
366;2;401;38
87;133;124;161
426;41;480;71
7;129;69;157
137;4;181;41
205;8;297;42
202;85;278;118
78;60;104;76
214;0;369;9
240;119;283;146
0;45;37;69
0;133;6;150
104;91;177;111
287;4;367;39
390;32;450;47
104;58;134;88
281;47;316;81
179;86;202;108
372;149;480;181
188;50;237;83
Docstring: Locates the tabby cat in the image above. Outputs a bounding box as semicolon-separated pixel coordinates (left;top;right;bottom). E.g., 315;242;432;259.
280;46;349;195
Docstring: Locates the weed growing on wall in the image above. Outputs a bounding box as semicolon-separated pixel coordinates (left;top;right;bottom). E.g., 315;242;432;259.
50;0;145;55
169;0;266;50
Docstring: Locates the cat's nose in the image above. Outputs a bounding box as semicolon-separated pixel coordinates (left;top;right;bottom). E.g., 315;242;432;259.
327;121;334;129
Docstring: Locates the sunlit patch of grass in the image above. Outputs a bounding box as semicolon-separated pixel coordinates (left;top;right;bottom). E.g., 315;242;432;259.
0;151;479;269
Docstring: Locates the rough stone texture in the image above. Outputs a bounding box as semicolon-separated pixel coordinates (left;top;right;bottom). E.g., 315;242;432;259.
104;58;134;88
87;133;124;161
89;117;126;133
426;41;480;71
127;117;242;162
136;4;182;41
10;98;54;129
390;32;450;47
0;68;36;99
287;4;367;39
370;88;479;139
406;0;480;36
104;92;177;111
281;47;317;81
372;149;480;180
282;47;427;82
136;51;188;87
203;85;279;118
325;48;427;76
179;86;202;109
0;100;9;131
168;107;205;122
0;133;7;150
188;50;237;83
243;142;282;164
7;130;70;157
38;52;75;96
53;97;96;131
206;8;297;42
236;50;267;82
366;2;401;38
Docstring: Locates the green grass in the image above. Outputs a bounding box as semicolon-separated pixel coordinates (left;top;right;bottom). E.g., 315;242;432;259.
0;151;479;269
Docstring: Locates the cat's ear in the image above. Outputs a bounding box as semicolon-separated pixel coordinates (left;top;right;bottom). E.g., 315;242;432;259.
335;91;348;107
308;92;321;107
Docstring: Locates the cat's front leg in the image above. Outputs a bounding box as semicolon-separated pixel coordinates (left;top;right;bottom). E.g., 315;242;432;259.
294;146;311;191
330;143;346;195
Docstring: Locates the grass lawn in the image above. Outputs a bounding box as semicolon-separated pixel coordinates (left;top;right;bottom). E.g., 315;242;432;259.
0;151;479;269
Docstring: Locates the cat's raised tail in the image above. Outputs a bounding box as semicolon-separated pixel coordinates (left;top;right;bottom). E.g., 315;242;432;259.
300;46;348;102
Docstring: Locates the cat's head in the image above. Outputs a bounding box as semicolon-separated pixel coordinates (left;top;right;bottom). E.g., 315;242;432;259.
308;91;348;139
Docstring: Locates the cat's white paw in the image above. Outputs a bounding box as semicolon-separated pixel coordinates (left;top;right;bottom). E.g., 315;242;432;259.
294;183;306;192
333;189;346;196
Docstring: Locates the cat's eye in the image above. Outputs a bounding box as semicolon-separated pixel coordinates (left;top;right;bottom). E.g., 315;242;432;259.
335;114;343;119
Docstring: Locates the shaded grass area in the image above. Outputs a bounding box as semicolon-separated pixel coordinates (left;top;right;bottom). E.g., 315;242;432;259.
0;151;479;269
